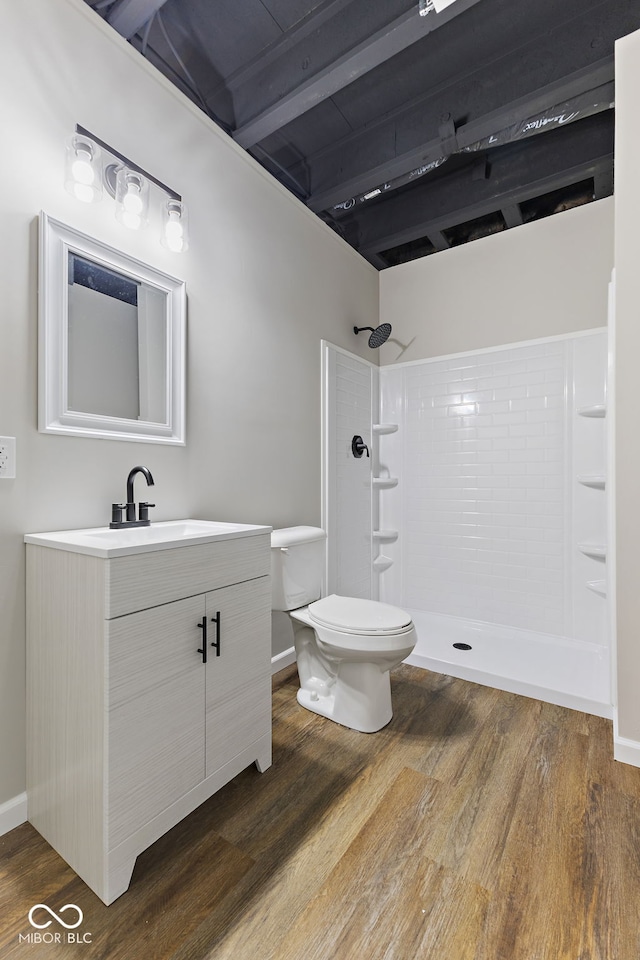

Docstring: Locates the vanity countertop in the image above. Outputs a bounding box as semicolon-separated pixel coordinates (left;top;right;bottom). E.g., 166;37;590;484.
24;519;272;559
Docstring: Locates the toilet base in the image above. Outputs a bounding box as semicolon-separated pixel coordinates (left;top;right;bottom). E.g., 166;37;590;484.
297;661;393;733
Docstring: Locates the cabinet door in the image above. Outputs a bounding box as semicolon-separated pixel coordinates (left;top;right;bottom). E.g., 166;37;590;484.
205;576;271;775
107;595;206;849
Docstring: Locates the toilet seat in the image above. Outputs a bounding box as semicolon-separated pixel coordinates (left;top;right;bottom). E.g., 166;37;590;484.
307;594;413;636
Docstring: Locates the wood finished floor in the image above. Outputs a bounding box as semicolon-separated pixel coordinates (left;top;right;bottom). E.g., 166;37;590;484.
2;663;640;959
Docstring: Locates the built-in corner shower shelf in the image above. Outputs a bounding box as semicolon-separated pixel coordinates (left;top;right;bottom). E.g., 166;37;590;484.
373;477;399;489
577;475;606;490
578;543;607;561
373;555;393;573
577;404;606;418
373;423;399;435
373;530;399;543
586;579;607;597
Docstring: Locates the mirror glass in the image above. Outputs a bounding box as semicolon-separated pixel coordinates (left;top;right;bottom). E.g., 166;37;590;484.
67;253;167;423
39;214;185;444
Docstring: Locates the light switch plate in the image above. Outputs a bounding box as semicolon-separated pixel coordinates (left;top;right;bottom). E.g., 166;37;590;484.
0;437;16;478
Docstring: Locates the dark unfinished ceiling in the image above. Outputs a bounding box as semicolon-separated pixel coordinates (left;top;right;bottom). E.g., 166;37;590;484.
84;0;638;269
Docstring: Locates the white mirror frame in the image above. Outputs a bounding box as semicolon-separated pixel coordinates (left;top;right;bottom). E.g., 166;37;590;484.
38;212;186;444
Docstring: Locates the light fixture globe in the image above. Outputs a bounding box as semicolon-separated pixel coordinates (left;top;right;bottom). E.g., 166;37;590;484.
115;167;149;230
65;135;102;203
161;199;189;253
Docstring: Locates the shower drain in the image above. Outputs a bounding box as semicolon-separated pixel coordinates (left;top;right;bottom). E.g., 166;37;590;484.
452;642;473;651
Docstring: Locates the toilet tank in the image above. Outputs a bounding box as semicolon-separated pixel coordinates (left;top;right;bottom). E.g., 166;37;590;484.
271;526;327;611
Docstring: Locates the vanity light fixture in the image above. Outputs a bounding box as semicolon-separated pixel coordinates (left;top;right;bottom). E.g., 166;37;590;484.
64;125;188;251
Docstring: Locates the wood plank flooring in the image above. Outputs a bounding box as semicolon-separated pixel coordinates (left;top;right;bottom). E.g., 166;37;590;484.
2;663;640;959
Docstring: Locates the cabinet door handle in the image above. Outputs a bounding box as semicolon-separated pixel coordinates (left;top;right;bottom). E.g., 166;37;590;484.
210;612;221;657
197;618;208;663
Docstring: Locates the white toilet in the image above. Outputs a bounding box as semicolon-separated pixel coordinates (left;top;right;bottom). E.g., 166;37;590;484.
271;526;417;733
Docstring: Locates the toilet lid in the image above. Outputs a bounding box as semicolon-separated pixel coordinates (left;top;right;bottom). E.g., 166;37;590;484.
308;595;413;635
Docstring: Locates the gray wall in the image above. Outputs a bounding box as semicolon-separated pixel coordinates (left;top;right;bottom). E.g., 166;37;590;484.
378;197;614;364
0;0;377;806
614;28;640;747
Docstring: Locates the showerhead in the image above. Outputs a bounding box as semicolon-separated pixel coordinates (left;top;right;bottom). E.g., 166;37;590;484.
353;323;392;348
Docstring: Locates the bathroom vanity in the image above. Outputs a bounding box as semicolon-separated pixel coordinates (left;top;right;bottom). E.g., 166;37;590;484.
25;520;272;904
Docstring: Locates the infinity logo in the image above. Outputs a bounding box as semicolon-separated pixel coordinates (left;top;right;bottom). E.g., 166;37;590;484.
28;904;84;930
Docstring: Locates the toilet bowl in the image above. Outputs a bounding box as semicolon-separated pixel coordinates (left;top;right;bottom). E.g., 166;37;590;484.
271;527;417;733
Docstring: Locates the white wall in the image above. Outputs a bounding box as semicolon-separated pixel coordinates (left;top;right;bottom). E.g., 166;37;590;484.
0;0;377;807
614;28;640;754
378;198;614;364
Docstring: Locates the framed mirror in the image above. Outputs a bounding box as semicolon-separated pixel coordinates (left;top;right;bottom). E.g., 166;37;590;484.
38;212;186;444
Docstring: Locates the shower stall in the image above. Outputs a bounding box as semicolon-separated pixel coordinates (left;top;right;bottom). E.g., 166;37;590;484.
321;329;611;718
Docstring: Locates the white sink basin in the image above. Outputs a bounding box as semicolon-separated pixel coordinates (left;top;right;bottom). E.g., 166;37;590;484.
24;519;272;558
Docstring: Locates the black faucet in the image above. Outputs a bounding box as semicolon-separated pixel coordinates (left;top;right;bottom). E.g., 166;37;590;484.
110;466;155;529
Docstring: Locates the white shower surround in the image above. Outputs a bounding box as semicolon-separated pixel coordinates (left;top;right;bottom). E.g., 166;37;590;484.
322;345;376;599
322;330;611;718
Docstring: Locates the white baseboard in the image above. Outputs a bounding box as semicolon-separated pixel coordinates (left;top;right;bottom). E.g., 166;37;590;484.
0;792;27;836
614;734;640;768
271;647;296;675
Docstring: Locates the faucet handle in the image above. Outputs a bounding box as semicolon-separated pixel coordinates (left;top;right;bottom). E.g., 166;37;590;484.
111;503;126;524
139;502;156;523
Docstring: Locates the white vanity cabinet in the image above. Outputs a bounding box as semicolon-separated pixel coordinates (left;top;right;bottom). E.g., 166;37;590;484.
26;524;272;905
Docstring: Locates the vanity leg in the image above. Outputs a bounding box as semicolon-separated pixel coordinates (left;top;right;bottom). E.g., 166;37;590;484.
254;736;272;773
104;856;137;905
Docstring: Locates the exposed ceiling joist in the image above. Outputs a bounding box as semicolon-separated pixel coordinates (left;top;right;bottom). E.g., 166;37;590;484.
426;230;451;251
356;113;614;261
501;205;524;228
359;249;388;270
85;0;635;269
107;0;169;39
223;0;355;92
232;0;483;149
594;167;614;199
305;42;615;216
